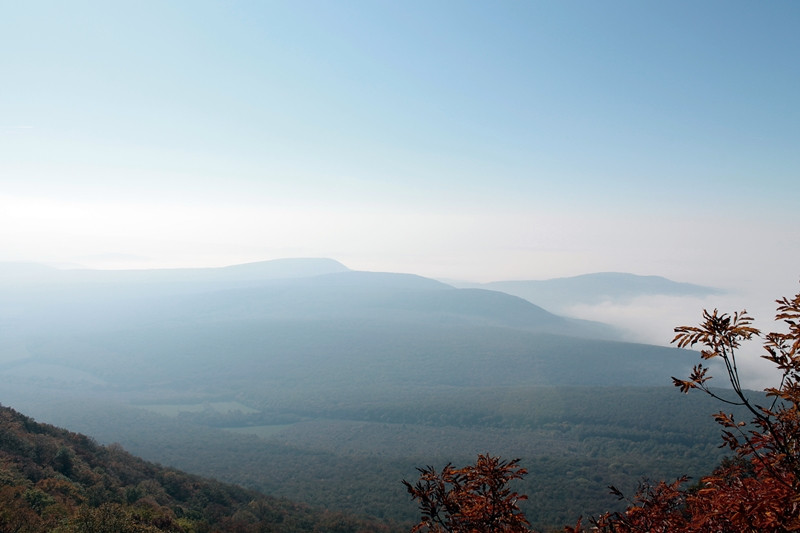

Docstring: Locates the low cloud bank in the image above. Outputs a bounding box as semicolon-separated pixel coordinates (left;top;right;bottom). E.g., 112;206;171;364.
564;292;784;390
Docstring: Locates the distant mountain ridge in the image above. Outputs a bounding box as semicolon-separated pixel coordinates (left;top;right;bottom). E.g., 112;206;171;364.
0;259;617;340
455;272;721;314
0;260;711;393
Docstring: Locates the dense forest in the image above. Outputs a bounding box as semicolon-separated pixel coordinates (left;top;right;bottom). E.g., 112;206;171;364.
0;403;398;532
5;386;745;530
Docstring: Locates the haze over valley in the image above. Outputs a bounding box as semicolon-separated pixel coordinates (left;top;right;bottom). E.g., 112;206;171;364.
2;1;798;531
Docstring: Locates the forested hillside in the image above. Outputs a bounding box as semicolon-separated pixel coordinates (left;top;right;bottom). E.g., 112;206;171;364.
0;403;397;532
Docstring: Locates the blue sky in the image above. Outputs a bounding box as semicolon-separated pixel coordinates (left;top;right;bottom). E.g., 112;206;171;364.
1;1;798;293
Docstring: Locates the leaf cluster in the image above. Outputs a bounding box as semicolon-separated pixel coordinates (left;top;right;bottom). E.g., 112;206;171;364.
402;454;531;533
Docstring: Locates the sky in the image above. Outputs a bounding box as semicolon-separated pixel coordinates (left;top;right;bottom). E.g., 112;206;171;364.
2;1;799;301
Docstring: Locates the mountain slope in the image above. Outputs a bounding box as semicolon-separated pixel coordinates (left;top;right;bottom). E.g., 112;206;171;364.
0;264;618;338
0;263;703;399
0;403;396;532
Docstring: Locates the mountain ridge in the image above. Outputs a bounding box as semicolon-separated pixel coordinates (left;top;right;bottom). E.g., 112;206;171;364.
453;271;721;314
0;261;619;340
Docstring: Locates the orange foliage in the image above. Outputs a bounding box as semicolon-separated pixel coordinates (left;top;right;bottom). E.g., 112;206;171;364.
588;288;800;532
403;454;531;533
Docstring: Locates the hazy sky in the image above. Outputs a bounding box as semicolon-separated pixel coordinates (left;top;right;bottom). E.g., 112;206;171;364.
2;1;798;293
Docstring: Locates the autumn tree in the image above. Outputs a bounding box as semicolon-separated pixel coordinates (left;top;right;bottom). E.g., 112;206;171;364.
403;454;532;533
585;287;800;532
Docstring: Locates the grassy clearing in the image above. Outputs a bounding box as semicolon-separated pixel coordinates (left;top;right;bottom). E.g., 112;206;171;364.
222;424;297;438
140;401;258;417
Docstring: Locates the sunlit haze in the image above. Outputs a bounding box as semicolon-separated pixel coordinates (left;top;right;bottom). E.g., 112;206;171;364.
2;1;798;298
3;5;800;524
